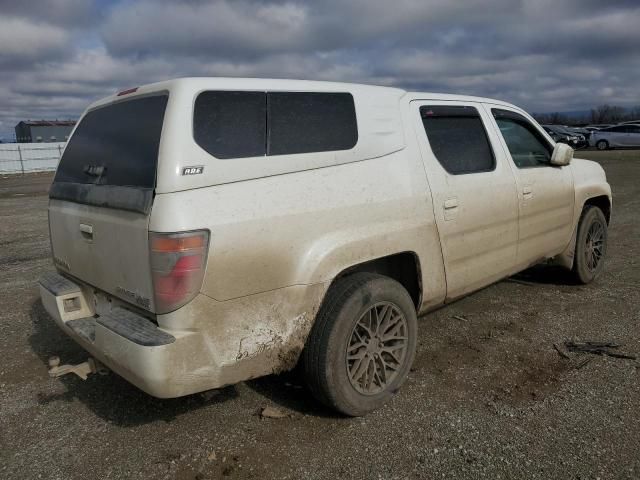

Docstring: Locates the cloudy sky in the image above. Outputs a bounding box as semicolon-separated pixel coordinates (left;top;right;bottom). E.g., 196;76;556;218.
1;0;639;140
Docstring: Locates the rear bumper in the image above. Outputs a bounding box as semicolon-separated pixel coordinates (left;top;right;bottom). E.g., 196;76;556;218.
40;271;326;398
39;272;216;398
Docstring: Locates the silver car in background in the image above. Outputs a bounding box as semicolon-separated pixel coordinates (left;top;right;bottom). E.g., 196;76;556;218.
590;124;640;150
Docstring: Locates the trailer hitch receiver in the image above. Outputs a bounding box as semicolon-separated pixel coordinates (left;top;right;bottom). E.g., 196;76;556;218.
48;356;109;380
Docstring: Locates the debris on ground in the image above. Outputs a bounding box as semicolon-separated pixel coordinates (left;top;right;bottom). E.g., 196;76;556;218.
259;406;290;419
505;278;538;287
575;358;593;370
553;343;571;359
452;315;468;322
563;341;636;360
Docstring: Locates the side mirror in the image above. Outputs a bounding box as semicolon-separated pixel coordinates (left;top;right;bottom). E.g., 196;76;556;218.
550;142;573;166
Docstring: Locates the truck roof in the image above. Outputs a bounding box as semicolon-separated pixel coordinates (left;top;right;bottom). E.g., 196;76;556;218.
89;77;516;111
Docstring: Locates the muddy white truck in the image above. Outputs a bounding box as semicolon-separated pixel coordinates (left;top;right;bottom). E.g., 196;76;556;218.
40;78;611;415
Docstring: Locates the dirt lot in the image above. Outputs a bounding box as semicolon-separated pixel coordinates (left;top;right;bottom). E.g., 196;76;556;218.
1;150;639;480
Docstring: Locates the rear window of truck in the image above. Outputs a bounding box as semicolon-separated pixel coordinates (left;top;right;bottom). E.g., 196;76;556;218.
193;91;358;159
54;94;168;188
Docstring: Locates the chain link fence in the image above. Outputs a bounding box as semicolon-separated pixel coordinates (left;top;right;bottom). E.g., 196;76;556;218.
0;142;64;174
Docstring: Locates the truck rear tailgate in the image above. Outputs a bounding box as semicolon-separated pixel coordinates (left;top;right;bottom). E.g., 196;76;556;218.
48;93;169;313
49;199;155;310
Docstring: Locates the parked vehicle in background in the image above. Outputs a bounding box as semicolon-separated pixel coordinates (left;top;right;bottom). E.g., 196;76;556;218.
542;125;588;149
566;126;592;141
590;124;640;150
586;124;614;131
39;78;612;416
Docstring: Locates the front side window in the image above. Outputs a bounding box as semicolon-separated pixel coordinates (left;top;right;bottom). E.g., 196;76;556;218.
492;109;552;168
420;105;495;175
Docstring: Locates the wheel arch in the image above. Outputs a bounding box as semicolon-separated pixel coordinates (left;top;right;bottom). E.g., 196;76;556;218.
584;195;611;224
329;251;422;310
553;193;612;270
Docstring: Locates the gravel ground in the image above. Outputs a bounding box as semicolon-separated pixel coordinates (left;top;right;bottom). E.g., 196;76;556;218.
1;150;639;480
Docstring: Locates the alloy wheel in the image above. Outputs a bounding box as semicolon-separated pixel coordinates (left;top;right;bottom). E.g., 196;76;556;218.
346;302;409;395
584;220;605;272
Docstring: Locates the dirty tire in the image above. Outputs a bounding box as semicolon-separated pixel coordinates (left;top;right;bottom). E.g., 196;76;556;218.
572;206;608;284
596;140;609;151
303;273;417;416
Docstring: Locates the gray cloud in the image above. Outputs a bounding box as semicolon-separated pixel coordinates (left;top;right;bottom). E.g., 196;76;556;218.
0;17;71;66
0;0;96;27
0;0;638;140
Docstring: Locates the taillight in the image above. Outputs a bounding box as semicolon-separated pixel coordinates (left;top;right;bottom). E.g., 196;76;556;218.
149;230;209;314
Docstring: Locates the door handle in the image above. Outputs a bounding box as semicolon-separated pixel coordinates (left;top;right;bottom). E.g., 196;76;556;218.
522;186;533;199
79;223;93;241
443;198;458;221
444;198;458;209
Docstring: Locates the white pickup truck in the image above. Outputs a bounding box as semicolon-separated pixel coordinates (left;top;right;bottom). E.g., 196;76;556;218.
40;78;611;416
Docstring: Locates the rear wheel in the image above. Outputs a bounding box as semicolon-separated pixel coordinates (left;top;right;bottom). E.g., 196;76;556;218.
572;206;608;284
303;273;417;416
596;140;609;150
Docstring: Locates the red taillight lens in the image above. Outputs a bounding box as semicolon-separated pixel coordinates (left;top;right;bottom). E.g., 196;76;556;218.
149;230;209;314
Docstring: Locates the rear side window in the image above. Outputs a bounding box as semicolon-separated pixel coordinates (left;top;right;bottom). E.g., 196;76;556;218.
420;105;495;175
55;95;168;188
267;92;358;156
193;91;358;159
193;91;266;159
492;109;552;168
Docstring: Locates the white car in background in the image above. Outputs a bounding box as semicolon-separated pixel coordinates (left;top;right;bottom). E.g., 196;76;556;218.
590;124;640;150
585;124;613;131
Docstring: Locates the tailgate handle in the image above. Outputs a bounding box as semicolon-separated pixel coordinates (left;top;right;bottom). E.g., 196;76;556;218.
79;223;93;241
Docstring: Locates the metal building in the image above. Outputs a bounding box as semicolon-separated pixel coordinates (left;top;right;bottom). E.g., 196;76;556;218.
14;120;76;143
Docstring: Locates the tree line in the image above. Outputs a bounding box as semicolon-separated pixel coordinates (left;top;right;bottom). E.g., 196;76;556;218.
533;105;640;126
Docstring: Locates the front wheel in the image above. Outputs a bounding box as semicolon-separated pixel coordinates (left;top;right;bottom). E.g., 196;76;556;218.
303;273;418;416
572;206;608;284
596;140;609;150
